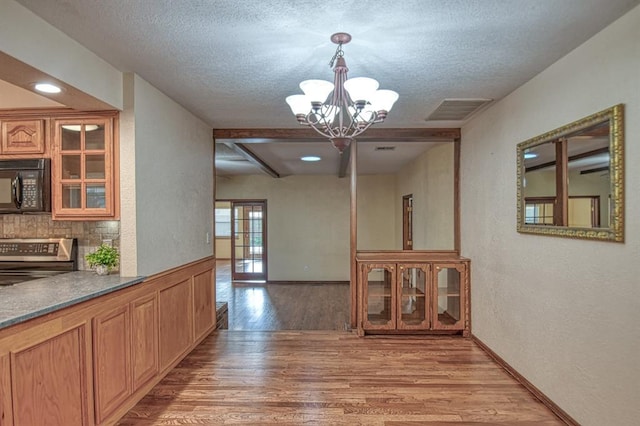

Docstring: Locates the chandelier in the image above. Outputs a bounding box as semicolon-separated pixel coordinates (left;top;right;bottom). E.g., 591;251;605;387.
285;32;399;153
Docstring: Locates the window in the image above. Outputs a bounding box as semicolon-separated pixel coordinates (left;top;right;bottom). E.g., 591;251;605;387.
215;204;231;237
524;197;555;225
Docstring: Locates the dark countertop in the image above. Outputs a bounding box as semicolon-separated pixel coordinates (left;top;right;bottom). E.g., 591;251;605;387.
0;271;145;330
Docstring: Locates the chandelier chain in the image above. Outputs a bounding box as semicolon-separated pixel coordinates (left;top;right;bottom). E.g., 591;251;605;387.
328;43;344;68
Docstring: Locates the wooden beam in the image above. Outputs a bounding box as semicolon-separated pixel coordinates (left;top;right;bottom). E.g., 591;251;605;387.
453;138;461;254
554;139;568;226
580;166;609;175
338;143;351;178
350;139;358;330
525;146;609;173
230;143;280;178
213;128;461;141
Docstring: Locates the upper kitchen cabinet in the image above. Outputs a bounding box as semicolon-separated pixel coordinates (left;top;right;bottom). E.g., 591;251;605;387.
0;118;47;156
52;112;119;220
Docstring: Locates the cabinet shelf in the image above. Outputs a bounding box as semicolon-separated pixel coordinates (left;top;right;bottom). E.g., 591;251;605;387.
368;291;393;297
438;289;460;297
401;288;426;297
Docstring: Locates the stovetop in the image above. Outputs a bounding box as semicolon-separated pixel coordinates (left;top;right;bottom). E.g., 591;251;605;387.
0;238;78;286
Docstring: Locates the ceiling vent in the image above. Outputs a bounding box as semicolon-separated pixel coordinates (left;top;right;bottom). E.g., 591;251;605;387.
375;146;396;151
426;98;493;121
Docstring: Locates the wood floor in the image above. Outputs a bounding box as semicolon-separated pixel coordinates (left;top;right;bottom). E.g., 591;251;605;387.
216;260;350;330
118;332;564;425
118;261;565;425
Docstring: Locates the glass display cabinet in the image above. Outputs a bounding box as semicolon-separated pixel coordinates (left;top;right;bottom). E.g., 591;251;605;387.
358;254;469;335
433;263;466;330
53;115;117;219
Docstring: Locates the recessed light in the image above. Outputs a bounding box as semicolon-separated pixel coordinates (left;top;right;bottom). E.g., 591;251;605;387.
301;156;321;162
34;83;62;94
524;153;538;159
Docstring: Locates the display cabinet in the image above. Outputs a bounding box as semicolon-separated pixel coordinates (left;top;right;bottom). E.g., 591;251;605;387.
52;113;118;219
357;252;469;336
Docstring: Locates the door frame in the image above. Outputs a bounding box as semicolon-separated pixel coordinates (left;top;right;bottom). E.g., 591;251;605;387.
402;194;413;250
218;199;268;282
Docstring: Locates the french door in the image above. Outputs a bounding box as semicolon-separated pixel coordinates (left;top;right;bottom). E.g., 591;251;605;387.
231;200;267;281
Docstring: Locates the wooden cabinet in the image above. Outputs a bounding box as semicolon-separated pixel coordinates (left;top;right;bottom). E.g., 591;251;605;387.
52;114;118;220
131;293;158;391
93;293;159;424
358;253;469;336
0;119;45;155
432;263;467;331
159;279;194;372
10;325;91;426
0;257;214;426
93;305;131;424
0;109;119;220
0;355;13;426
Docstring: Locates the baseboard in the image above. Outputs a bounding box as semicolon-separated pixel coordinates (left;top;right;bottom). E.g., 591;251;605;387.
471;334;579;426
267;280;350;285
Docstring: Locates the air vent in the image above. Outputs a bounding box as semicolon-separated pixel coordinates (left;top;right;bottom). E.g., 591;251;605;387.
426;98;493;121
375;146;396;151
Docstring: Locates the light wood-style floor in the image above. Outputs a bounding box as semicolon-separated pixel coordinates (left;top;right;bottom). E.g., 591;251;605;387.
216;260;350;330
118;260;565;425
118;332;564;425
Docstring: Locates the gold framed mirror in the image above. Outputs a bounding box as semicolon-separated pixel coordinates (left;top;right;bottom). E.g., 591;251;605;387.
516;104;624;242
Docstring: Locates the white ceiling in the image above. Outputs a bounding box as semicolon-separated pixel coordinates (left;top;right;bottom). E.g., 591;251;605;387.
8;0;640;176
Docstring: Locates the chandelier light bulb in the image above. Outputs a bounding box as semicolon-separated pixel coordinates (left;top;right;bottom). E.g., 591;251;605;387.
343;77;379;103
285;94;311;115
370;89;399;113
300;80;334;103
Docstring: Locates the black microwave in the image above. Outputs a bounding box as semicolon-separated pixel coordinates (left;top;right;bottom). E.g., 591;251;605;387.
0;159;51;214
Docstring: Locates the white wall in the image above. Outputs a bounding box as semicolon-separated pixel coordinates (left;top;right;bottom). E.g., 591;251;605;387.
217;175;350;281
0;0;123;109
460;6;640;426
128;74;213;276
357;175;398;250
397;143;455;250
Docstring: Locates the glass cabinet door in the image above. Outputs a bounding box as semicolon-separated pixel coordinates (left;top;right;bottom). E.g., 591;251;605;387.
396;264;429;329
54;118;114;218
432;263;466;330
362;264;396;330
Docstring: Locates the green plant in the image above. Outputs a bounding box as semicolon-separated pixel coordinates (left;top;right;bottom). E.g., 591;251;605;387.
85;244;119;270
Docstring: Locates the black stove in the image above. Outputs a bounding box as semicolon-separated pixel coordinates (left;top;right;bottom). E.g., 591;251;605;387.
0;238;77;286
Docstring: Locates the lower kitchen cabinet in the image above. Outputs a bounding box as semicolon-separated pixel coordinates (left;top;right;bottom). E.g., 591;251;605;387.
159;279;193;372
93;305;131;424
358;252;470;336
130;293;158;390
10;325;91;426
93;293;159;424
0;256;215;426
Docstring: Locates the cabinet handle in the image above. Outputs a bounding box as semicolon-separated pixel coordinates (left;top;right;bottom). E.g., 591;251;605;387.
12;176;22;209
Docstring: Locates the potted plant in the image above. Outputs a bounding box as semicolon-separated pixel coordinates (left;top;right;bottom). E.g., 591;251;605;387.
85;243;119;275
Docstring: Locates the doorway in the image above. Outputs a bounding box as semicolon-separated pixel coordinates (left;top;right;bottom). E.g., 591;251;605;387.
231;200;267;281
403;194;413;250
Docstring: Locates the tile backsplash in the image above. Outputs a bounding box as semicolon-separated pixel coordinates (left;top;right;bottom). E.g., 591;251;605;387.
0;214;120;271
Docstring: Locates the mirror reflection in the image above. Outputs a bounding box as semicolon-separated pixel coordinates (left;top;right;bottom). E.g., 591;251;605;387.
517;104;624;242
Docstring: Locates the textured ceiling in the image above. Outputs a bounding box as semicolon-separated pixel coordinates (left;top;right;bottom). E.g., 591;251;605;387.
14;0;640;129
8;0;639;176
